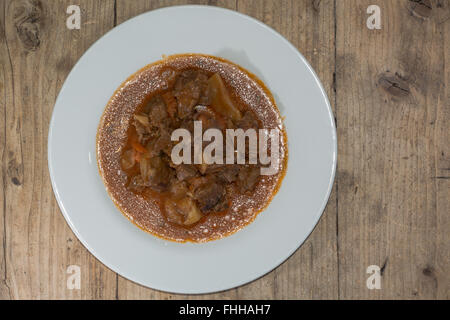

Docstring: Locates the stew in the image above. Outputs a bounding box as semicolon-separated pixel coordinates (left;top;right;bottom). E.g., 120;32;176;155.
97;54;287;242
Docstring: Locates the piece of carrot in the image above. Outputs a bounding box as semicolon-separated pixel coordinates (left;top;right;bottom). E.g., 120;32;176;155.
134;150;142;163
131;140;147;153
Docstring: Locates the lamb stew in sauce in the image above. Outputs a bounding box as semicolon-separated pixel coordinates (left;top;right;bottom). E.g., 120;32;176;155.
97;54;287;242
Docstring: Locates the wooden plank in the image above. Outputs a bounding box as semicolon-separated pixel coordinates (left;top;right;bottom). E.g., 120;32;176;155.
1;0;117;299
0;0;11;301
114;0;338;299
115;0;235;25
336;0;449;299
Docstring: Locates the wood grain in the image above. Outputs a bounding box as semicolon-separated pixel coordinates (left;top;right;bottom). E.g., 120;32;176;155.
336;0;449;299
0;0;447;299
0;0;117;299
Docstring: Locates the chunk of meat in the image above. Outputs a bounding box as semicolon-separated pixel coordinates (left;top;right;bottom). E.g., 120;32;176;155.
237;166;260;192
128;175;145;193
212;196;228;212
152;129;172;156
175;164;198;181
149;100;168;125
200;164;239;183
192;176;227;213
133;119;151;145
140;156;172;192
180;119;195;135
216;165;239;183
143;95;164;114
187;176;210;192
165;197;202;226
162;91;177;119
174;70;198;89
176;84;200;118
133;107;160;145
173;70;210;119
169;180;188;200
194;105;226;130
164;200;184;225
236;110;259;130
197;73;211;105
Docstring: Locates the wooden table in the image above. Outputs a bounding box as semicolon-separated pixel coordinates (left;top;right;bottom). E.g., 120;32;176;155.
0;0;448;300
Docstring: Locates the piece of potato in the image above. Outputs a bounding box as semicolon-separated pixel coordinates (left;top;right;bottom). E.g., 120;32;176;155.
133;113;150;127
208;73;242;121
121;149;135;170
180;198;203;225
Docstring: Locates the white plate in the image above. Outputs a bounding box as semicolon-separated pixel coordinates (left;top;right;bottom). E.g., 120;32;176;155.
48;5;336;294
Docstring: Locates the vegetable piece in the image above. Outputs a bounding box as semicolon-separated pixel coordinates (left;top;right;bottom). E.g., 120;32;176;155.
207;73;242;121
133;120;151;145
131;140;147;153
139;157;151;182
133;113;150;127
181;198;203;225
134;151;142;163
121;149;135;170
